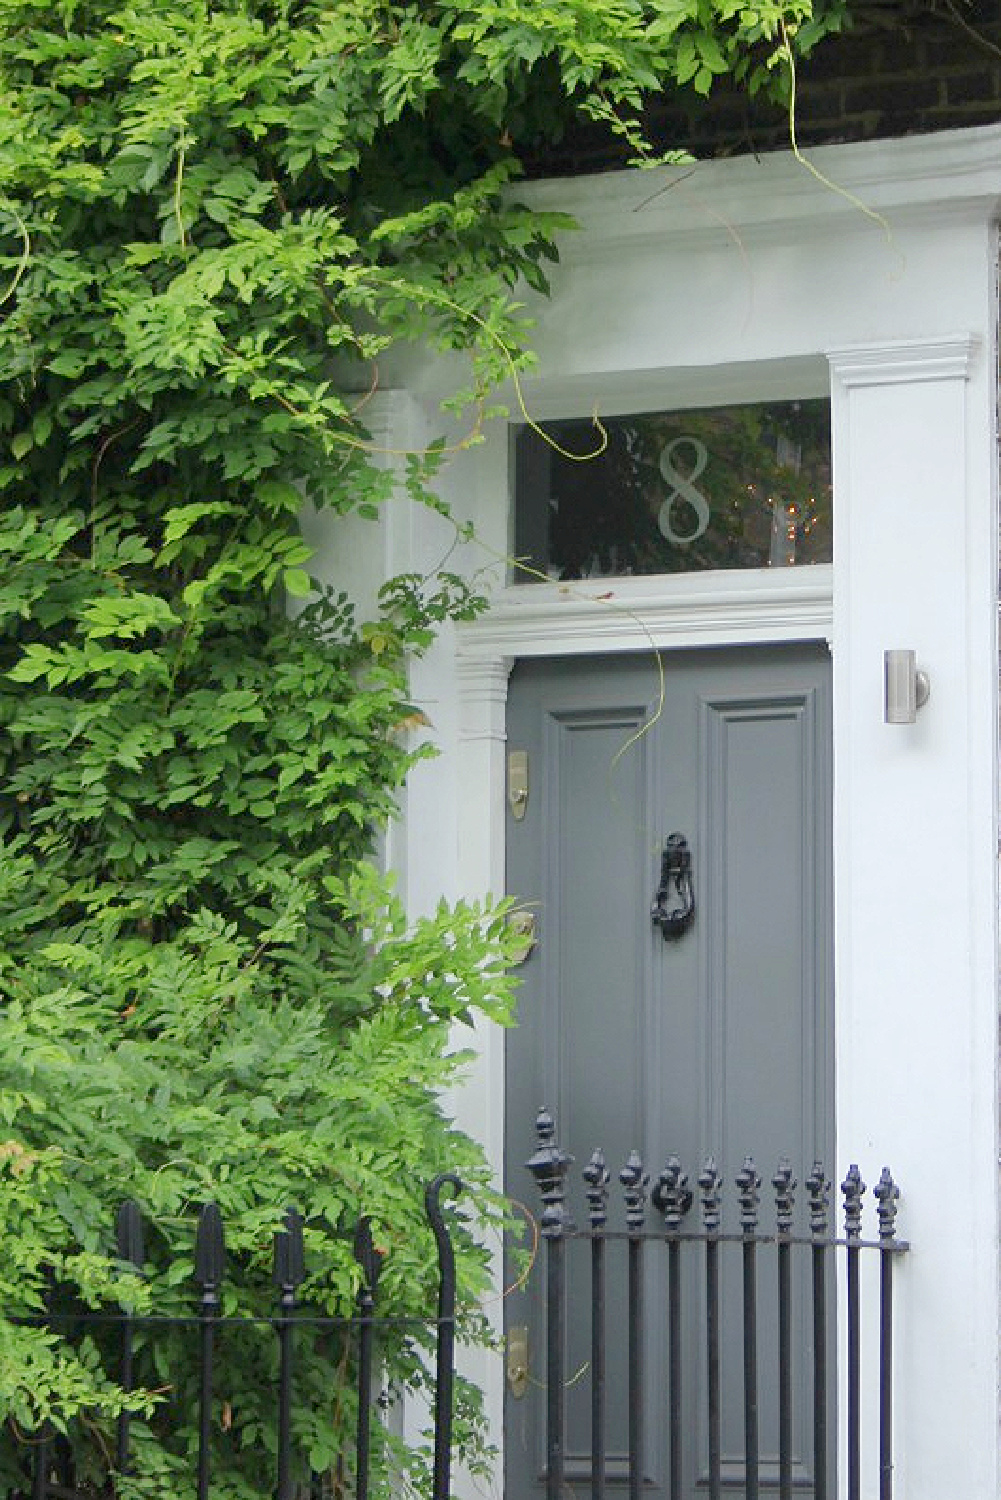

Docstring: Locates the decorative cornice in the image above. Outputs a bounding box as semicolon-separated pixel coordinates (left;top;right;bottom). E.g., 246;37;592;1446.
457;568;833;658
511;125;1001;258
827;335;978;387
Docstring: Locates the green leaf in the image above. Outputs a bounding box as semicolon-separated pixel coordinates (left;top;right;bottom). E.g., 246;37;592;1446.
282;567;312;597
47;354;85;378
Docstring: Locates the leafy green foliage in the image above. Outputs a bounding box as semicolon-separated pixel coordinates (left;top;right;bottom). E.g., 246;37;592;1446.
0;0;847;1491
0;869;515;1497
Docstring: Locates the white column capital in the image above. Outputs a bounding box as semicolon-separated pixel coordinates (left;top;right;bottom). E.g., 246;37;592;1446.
456;652;512;745
827;334;978;387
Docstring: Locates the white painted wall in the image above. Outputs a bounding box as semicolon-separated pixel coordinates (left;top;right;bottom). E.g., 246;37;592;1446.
828;336;999;1497
311;126;1001;1498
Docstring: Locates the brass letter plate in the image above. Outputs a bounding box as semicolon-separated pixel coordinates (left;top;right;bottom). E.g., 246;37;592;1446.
506;909;537;965
506;1324;529;1399
508;750;528;820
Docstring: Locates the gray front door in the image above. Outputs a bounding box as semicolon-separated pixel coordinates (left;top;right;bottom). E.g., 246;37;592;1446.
504;643;833;1500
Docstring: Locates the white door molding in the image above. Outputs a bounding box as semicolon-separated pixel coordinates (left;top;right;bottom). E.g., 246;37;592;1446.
828;332;978;387
458;565;833;660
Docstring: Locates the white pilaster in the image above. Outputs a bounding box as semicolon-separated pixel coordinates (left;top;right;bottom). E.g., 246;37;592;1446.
828;335;998;1500
448;651;512;1471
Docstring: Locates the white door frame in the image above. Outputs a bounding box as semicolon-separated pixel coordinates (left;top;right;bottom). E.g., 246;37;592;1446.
318;127;1001;1499
445;333;998;1498
451;561;835;1461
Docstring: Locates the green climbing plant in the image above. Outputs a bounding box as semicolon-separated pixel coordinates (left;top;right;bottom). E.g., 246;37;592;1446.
0;0;849;1493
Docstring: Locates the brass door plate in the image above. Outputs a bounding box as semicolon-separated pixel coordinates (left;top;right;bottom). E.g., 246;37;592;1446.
506;910;537;964
506;1324;529;1399
508;750;529;820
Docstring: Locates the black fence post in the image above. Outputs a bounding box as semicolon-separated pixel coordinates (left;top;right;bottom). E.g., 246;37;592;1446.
352;1216;383;1500
653;1155;691;1500
842;1164;866;1500
194;1203;226;1500
736;1158;761;1500
583;1149;610;1500
273;1206;305;1500
425;1171;463;1500
698;1158;722;1500
620;1150;649;1500
527;1108;573;1500
772;1160;796;1500
875;1168;900;1500
806;1161;831;1500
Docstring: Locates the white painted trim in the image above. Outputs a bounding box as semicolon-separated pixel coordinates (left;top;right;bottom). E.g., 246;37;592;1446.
456;653;511;741
827;334;979;387
510;124;1001;251
505;355;833;424
458;567;833;659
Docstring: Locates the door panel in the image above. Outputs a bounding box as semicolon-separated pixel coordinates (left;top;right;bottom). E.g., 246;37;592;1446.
504;645;833;1500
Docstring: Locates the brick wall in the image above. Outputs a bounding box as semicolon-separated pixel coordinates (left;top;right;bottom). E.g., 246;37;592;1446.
523;1;1001;177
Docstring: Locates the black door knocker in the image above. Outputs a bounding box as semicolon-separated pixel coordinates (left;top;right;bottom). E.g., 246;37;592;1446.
651;833;695;940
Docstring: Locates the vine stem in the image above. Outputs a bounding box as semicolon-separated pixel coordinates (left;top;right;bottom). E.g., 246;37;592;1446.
778;16;896;254
0;204;30;309
174;132;188;251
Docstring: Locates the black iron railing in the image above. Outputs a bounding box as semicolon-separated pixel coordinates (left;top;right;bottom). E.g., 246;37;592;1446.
17;1174;463;1500
526;1108;907;1500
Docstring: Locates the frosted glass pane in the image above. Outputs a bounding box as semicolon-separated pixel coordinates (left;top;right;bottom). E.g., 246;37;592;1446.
512;399;831;582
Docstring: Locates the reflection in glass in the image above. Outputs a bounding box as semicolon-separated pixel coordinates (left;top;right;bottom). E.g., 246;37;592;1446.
512;400;832;583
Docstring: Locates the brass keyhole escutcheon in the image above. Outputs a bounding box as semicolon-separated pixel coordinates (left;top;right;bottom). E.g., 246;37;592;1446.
508;750;529;821
506;910;537;965
507;1324;529;1399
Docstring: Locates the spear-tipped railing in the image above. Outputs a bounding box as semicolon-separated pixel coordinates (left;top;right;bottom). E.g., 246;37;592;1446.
525;1107;907;1500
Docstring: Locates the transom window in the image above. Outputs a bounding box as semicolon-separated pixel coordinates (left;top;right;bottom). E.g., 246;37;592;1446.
512;399;832;583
